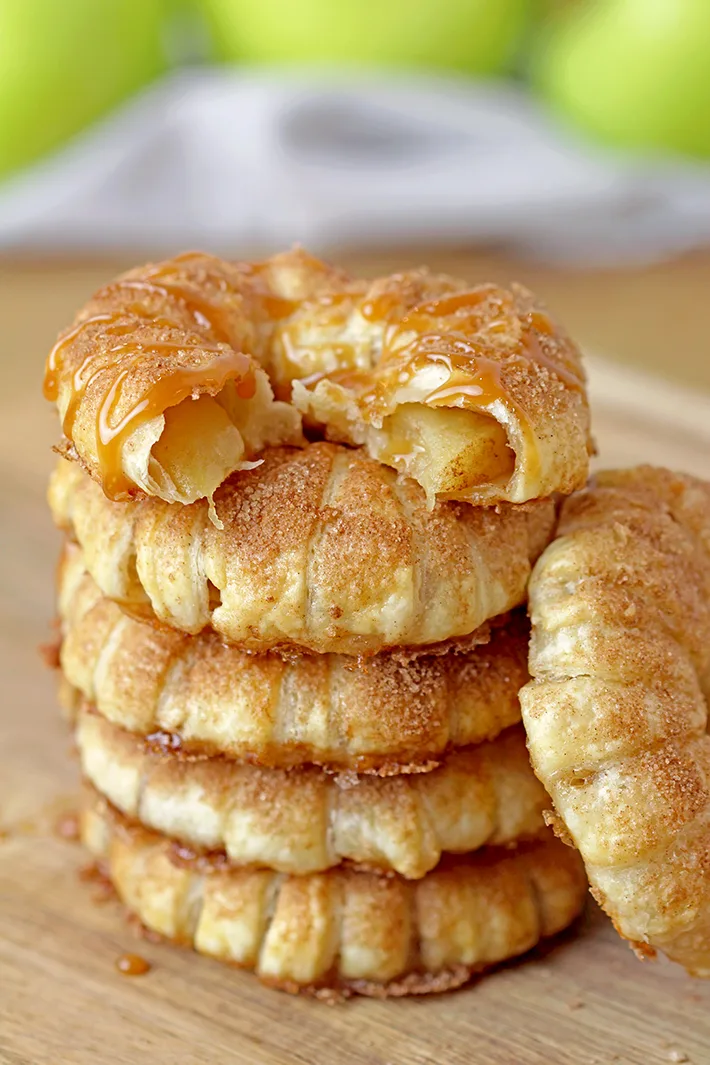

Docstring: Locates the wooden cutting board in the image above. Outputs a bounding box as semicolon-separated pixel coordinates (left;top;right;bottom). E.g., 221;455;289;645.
1;350;709;1065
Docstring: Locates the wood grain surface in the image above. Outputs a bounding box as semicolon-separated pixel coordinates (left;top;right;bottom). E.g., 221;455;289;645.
1;258;710;1065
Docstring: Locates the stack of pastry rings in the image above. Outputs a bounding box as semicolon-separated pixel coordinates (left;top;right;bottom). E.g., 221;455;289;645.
50;446;587;997
45;251;593;998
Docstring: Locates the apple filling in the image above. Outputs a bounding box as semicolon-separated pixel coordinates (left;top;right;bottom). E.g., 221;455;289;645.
293;379;515;504
370;404;515;502
124;374;302;512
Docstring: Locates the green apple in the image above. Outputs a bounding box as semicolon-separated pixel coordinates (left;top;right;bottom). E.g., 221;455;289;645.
201;0;535;75
536;0;710;157
0;0;168;179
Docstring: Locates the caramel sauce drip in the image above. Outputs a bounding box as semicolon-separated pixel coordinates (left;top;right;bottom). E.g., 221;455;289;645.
115;953;151;976
49;312;255;500
79;860;117;903
359;287;547;484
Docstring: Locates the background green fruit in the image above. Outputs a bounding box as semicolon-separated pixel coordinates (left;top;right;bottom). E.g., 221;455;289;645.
201;0;535;75
536;0;710;158
0;0;168;179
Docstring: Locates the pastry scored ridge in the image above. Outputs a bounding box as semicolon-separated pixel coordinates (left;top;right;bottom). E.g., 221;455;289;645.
50;443;556;655
520;466;710;976
81;793;587;996
57;543;529;772
74;707;548;880
44;248;591;508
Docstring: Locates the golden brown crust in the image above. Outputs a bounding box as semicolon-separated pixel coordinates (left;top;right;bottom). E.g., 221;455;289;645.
520;466;710;976
50;445;555;655
45;249;590;507
81;792;587;995
57;543;529;771
75;707;548;879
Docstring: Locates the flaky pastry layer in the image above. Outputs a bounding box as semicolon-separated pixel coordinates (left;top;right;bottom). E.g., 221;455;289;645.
81;793;586;995
45;249;590;507
50;444;555;655
520;466;710;977
57;543;528;772
74;707;547;879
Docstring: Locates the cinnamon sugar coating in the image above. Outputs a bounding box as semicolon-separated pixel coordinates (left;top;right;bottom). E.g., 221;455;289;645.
74;707;548;879
57;544;529;772
521;465;710;976
50;445;555;655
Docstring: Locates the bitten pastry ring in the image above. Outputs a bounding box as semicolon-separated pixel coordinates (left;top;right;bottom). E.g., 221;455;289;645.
286;271;592;507
42;251;323;507
74;708;547;879
50;443;555;655
57;544;529;772
520;466;710;976
45;249;591;508
81;793;587;996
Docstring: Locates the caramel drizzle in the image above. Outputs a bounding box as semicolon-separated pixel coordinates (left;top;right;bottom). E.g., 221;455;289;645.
44;313;116;402
97;347;254;498
408;287;497;319
43;256;292;498
102;278;238;346
371;333;520;416
371;288;584;412
46;305;256;499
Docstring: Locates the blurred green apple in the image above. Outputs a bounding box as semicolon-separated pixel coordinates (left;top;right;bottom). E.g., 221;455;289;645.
0;0;168;179
201;0;535;75
537;0;710;157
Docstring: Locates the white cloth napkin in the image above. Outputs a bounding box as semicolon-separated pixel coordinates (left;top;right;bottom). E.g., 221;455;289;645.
2;68;710;264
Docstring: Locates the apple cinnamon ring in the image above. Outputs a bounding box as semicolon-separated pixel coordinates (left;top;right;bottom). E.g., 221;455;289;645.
81;793;587;997
44;249;591;508
57;544;529;773
520;466;710;977
50;443;556;656
74;708;548;880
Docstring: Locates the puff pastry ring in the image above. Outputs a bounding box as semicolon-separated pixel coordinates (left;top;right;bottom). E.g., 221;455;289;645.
81;793;586;997
50;443;555;655
58;544;530;773
521;466;710;976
